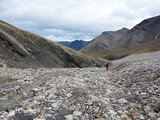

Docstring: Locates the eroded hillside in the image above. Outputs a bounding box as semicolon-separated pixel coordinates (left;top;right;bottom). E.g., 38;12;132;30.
0;20;108;68
80;15;160;60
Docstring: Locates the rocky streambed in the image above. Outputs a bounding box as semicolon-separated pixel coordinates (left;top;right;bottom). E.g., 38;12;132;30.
0;55;160;120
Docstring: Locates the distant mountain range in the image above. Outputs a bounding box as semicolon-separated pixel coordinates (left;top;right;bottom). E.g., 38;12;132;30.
58;40;88;51
80;15;160;60
0;20;108;68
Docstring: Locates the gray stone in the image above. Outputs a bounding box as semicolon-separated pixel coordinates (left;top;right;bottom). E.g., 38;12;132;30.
8;111;15;117
65;115;73;120
51;103;59;111
32;88;39;92
154;101;160;113
73;110;82;116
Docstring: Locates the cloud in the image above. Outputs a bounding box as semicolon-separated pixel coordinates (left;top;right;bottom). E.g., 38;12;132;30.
44;29;96;42
0;0;160;41
46;35;70;42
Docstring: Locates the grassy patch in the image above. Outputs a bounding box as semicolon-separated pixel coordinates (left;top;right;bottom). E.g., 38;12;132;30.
83;40;160;60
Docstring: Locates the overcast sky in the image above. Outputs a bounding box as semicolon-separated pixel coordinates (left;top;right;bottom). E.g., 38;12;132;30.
0;0;160;41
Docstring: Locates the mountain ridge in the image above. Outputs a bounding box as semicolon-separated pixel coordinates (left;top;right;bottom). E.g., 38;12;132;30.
0;20;109;68
80;27;129;53
80;15;160;60
58;40;88;51
115;15;160;48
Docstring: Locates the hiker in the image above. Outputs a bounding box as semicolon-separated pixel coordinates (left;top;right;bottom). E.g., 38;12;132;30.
106;63;109;71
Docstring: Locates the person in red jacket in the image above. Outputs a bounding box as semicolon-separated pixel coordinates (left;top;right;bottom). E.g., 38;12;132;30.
106;63;109;71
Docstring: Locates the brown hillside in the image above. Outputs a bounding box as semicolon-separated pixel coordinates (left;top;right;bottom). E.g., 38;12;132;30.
0;20;109;68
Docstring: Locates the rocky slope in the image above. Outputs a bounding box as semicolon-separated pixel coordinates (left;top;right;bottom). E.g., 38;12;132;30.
80;28;129;54
112;51;160;63
115;15;160;48
80;15;160;60
0;51;160;119
0;20;108;68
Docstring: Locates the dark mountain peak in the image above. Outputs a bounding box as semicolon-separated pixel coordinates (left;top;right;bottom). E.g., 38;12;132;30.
72;40;84;43
102;27;129;36
115;15;160;48
58;41;71;47
74;40;83;42
116;27;129;32
133;15;160;33
69;40;88;51
58;40;88;51
102;31;108;34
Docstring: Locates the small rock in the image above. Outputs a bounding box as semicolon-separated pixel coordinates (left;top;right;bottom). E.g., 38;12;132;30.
15;108;24;113
139;115;145;119
8;111;15;117
94;114;101;118
154;101;160;113
73;110;82;116
2;92;7;96
129;103;137;108
23;93;27;97
14;86;20;91
34;119;45;120
65;115;73;120
133;107;139;112
117;98;127;104
141;92;147;95
48;107;52;110
13;114;33;120
51;103;59;111
32;88;39;92
121;113;128;119
144;106;150;113
66;93;72;98
5;108;9;112
109;110;116;115
148;112;156;119
94;107;99;113
27;109;37;115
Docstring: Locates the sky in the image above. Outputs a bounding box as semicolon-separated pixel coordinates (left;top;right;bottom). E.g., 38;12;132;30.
0;0;160;42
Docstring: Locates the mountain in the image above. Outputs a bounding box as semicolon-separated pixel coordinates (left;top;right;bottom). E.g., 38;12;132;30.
0;20;109;68
58;41;71;47
80;15;160;60
69;40;88;51
58;40;88;51
106;15;160;60
115;15;160;48
80;28;129;56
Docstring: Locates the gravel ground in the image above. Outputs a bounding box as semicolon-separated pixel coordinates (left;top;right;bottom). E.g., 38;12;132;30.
112;51;160;63
0;52;160;120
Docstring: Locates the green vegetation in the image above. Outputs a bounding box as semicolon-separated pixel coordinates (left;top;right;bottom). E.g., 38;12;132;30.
84;40;160;60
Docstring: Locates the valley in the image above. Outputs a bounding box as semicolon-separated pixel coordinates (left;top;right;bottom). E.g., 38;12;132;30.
0;52;160;119
0;14;160;120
